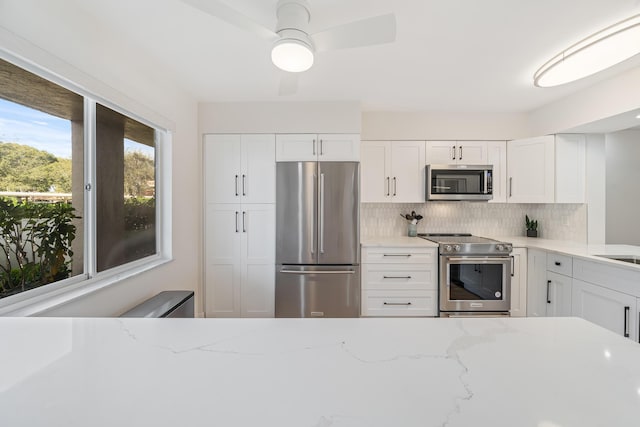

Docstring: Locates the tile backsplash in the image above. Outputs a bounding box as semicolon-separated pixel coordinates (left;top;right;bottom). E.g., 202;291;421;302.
361;202;587;243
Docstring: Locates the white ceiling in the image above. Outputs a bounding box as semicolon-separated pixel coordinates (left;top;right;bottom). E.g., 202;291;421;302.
71;0;640;114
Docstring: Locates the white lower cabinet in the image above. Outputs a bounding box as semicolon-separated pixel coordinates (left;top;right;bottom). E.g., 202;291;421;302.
205;204;275;317
361;246;437;316
572;279;637;340
526;249;547;317
526;249;572;317
546;271;573;317
509;248;527;317
362;290;437;316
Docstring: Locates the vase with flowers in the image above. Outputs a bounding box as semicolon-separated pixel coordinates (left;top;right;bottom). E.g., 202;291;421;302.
401;211;423;237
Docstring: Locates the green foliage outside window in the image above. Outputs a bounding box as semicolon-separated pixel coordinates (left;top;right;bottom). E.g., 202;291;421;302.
0;198;78;298
0;142;72;193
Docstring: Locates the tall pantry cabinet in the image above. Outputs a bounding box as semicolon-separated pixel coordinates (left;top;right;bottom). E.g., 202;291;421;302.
204;134;276;317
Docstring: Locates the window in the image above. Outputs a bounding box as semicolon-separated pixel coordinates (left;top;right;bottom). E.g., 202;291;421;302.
0;57;167;306
96;104;156;272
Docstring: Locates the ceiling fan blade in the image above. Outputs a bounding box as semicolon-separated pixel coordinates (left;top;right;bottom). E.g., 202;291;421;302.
311;13;396;52
278;73;299;96
181;0;278;41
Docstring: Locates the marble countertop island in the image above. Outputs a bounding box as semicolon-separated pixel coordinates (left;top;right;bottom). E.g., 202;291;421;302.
2;317;640;427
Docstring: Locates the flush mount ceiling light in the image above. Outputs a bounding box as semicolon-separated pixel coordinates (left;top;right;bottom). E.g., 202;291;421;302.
534;14;640;87
271;38;314;72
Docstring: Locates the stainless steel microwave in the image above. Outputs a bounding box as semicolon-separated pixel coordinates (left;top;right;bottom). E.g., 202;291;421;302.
426;164;493;201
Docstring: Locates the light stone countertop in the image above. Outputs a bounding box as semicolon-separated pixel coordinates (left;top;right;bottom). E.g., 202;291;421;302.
361;236;439;248
1;316;640;427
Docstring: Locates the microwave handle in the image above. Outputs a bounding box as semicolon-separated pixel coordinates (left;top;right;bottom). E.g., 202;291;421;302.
484;170;489;194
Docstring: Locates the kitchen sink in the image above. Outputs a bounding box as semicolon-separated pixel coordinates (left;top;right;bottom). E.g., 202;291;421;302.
594;255;640;264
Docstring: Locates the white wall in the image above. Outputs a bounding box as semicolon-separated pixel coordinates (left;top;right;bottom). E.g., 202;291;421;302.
0;1;201;316
200;102;361;134
362;111;529;140
585;134;606;244
605;130;640;245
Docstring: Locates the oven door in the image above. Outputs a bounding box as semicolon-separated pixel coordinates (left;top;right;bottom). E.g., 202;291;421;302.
439;256;511;313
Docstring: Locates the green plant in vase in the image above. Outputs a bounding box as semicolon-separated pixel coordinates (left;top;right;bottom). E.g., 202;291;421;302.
526;215;538;238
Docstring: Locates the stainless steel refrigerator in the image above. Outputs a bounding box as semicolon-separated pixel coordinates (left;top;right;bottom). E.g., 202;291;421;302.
275;161;360;318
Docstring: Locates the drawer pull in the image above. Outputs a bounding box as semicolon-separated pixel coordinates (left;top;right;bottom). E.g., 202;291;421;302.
383;254;412;257
624;306;630;338
554;261;561;266
383;302;412;306
383;275;412;279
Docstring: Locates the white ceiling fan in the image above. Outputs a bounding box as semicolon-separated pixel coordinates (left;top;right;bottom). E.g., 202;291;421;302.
181;0;396;95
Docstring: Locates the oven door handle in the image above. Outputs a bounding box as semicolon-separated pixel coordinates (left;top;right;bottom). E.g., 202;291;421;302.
445;257;511;262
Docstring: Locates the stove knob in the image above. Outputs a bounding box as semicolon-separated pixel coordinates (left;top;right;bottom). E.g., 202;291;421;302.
505;245;513;252
454;245;461;252
444;245;452;252
496;244;505;251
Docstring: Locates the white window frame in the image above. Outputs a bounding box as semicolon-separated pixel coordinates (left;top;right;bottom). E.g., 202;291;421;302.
0;51;173;316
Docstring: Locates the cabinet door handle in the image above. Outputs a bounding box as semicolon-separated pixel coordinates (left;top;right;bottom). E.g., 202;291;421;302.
383;275;412;279
242;174;246;196
458;145;462;160
320;139;324;155
235;175;239;196
393;177;397;196
242;211;246;233
383;254;412;257
386;177;390;196
546;280;551;304
624;306;630;338
384;302;412;306
554;261;561;266
637;313;639;343
313;139;316;155
451;145;456;160
509;177;513;197
235;211;239;233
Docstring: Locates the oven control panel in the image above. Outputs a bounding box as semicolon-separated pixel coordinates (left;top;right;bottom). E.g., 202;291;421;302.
441;243;512;254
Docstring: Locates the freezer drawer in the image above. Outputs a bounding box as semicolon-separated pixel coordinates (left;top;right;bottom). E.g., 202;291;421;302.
275;265;360;318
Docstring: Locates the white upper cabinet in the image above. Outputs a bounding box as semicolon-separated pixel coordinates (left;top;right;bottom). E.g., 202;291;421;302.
486;141;507;203
275;134;360;161
507;135;555;203
361;141;390;202
361;140;425;203
426;141;488;165
507;134;585;204
555;134;585;203
204;134;275;204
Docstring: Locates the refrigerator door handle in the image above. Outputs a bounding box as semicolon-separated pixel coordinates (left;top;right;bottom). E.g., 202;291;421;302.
320;172;325;254
279;269;356;275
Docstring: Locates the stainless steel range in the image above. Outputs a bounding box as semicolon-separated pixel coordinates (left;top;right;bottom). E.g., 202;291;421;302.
418;233;513;317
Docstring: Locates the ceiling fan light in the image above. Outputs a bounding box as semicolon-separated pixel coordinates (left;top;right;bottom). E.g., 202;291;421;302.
534;14;640;87
271;38;314;72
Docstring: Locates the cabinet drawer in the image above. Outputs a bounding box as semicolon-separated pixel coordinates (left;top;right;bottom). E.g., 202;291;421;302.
547;253;572;276
362;247;437;264
361;290;437;317
362;264;436;290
